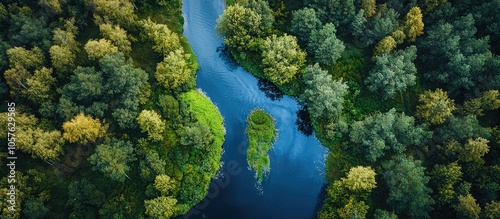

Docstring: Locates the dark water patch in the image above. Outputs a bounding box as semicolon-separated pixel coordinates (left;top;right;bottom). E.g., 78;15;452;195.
296;104;313;136
216;45;239;71
257;78;284;101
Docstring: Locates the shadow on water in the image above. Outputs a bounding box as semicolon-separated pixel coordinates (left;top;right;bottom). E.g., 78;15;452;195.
296;104;313;136
257;78;284;101
216;45;239;71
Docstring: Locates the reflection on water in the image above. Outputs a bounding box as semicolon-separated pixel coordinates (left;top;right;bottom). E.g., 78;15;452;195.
216;45;239;71
296;104;313;136
257;78;284;101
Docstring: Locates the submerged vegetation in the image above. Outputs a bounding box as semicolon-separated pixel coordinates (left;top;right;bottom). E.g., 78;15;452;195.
246;109;276;184
218;0;500;218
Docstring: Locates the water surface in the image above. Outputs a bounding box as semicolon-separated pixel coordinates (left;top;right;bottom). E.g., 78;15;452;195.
182;0;328;218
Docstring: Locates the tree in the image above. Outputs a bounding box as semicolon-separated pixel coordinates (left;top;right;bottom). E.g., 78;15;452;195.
62;113;106;145
141;18;181;56
88;138;136;182
155;49;194;91
454;194;481;219
350;108;430;162
179;121;213;150
90;0;137;27
84;39;118;60
99;23;131;53
67;179;105;218
244;0;274;33
16;128;64;161
439;115;490;143
49;45;75;73
308;23;345;66
366;46;417;99
460;137;489;163
9;13;51;49
291;8;322;43
404;7;424;42
484;201;500;219
154;174;176;195
39;0;64;14
261;34;306;85
341;166;376;194
137;110;166;141
216;4;262;51
462;90;500;117
144;196;177;219
301;64;348;120
22;197;49;219
382;155;434;218
373;209;398;219
23;67;56;102
391;29;406;44
337;198;369;219
361;8;400;47
423;0;447;12
430;162;462;204
351;9;367;37
52;19;79;51
140;151;166;181
416;89;455;125
373;36;397;57
362;0;376;18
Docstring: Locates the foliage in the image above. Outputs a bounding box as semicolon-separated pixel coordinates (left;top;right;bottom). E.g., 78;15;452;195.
261;34;306;85
416;89;455;125
291;7;321;43
137;110;166;142
308;23;345;66
141;18;181;56
404;7;424;42
373;36;397;57
484;201;500;219
365;46;417;99
430;162;462;205
62;113;106;145
350;108;430;162
361;8;400;47
144;196;177;219
341;166;376;193
84;39;118;60
382;155;434;218
155;49;195;92
338;198;369;219
216;4;263;52
301;64;349;120
454;194;481;219
246;109;276;183
88;138;136;182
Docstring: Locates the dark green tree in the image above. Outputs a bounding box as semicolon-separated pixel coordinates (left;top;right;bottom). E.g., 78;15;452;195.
308;23;345;66
88;138;136;182
291;7;322;43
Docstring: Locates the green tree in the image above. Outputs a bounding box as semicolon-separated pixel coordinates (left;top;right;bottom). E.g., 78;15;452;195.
154;174;177;196
17;128;64;161
462;90;500;117
216;4;262;51
22;67;56;102
484;201;500;219
90;0;137;26
350;108;430;162
373;209;398;219
416;89;456;125
361;8;400;47
9;13;51;49
179;121;213;150
155;49;194;91
308;23;345;66
301;64;348;120
141;18;181;56
39;0;64;14
88;138;136;182
341;166;376;197
460;137;489;163
49;45;76;73
84;39;118;60
139;151;166;181
99;23;131;53
439;115;490;142
63;113;106;145
351;9;367;37
67;179;105;218
423;0;447;12
454;194;481;219
137;110;166;142
430;162;462;204
291;8;322;43
404;7;424;42
244;0;274;33
382;155;434;218
22;197;49;219
144;196;177;219
366;46;417;99
338;198;369;219
261;34;306;85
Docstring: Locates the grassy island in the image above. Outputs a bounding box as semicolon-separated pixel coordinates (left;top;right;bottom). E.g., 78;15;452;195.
246;109;276;184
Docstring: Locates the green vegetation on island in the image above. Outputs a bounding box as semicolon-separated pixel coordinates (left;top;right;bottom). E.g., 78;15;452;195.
218;0;500;218
246;109;276;184
0;0;224;218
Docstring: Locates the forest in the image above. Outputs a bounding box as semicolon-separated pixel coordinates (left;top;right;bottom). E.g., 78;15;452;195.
217;0;500;218
0;0;225;218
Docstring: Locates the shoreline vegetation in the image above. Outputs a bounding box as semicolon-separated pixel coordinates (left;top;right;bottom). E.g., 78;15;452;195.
218;0;500;218
0;0;224;218
246;109;276;184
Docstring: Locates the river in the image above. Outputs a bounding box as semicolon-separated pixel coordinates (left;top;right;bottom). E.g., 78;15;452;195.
181;0;328;218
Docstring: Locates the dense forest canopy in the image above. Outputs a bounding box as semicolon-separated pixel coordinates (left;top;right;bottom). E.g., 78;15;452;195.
218;0;500;218
0;0;225;218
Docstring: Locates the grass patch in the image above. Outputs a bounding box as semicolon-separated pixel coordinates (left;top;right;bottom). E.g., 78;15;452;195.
246;109;276;184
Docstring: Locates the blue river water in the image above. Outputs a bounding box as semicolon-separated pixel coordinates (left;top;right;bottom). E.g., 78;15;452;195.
181;0;328;218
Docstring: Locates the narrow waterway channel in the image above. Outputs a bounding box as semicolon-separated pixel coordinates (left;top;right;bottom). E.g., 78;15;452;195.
182;0;328;218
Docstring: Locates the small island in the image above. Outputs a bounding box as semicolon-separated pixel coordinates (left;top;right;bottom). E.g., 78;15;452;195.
246;109;276;184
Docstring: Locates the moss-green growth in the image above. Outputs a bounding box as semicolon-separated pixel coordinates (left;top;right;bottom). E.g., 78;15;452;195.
246;109;276;184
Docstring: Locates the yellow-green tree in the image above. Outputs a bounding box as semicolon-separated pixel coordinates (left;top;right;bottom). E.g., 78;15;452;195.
155;49;194;91
84;39;118;60
373;36;397;57
416;89;455;125
460;137;489;163
137;110;166;142
404;7;424;42
62;113;107;145
454;194;481;219
153;174;177;196
141;19;180;56
261;34;306;85
144;196;178;219
99;23;131;53
338;198;369;219
361;0;376;18
341;166;377;193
